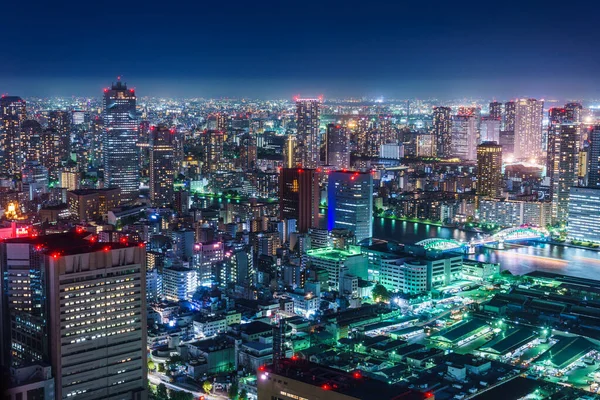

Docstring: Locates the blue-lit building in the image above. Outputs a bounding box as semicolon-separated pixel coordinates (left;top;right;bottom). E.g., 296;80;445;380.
103;79;139;203
567;186;600;244
327;171;373;242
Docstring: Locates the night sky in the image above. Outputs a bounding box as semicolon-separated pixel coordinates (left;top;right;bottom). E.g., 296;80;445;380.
2;0;600;99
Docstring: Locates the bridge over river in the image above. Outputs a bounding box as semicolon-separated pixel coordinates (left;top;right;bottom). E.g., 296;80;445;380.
415;226;548;254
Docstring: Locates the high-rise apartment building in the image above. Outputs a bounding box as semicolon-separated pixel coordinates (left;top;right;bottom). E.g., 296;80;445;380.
0;233;148;400
279;168;320;233
476;142;503;198
103;80;139;203
433;107;452;158
489;102;503;121
589;126;600;188
480;117;501;143
149;125;175;207
201;130;224;173
327;171;373;242
552;124;581;223
514;98;544;159
48;110;71;163
0;96;26;173
451;114;478;161
325;123;349;169
295;98;321;168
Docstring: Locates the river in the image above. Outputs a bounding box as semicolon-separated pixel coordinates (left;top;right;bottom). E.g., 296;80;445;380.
372;218;600;280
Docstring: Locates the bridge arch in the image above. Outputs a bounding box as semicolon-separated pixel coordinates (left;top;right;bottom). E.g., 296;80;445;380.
415;238;464;251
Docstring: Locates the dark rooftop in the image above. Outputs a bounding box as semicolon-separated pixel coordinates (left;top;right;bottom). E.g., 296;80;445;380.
262;358;431;400
4;232;140;256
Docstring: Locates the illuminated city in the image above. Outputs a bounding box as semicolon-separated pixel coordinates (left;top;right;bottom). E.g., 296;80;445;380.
2;1;600;400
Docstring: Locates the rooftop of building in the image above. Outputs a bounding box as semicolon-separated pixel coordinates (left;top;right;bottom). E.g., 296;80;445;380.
535;335;597;370
305;245;363;259
262;359;431;400
3;232;140;256
478;328;537;356
430;318;489;344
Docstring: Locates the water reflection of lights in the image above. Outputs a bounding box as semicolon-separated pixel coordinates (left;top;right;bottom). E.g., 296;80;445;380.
500;252;568;265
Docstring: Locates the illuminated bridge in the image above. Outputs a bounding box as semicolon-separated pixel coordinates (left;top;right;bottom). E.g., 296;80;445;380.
415;226;548;253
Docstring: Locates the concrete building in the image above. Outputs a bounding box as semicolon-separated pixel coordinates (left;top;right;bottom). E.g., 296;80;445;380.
514;98;544;160
451;115;478;161
163;265;197;302
295;98;321;168
552;124;581;223
476;142;503;198
67;188;121;222
305;246;368;290
327;171;373;242
478;199;552;227
0;233;147;400
567;186;600;244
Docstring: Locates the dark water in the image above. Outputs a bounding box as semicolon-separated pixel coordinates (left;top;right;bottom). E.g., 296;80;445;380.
372;218;600;280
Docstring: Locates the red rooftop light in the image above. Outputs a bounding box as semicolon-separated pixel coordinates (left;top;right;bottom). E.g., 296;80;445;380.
138;243;145;248
353;371;361;379
103;246;111;252
321;384;331;391
258;365;265;372
51;253;60;259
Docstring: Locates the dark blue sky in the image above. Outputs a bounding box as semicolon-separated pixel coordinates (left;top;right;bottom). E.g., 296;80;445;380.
2;0;599;99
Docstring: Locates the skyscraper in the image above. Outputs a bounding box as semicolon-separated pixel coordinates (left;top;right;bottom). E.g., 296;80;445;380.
149;125;175;207
279;168;320;233
489;102;503;121
567;186;600;244
0;233;148;400
0;95;26;173
295;98;321;168
433;106;452;157
480;117;501;143
451;114;478;161
327;171;373;242
588;126;600;188
565;102;583;123
514;98;544;160
476;142;503;198
103;80;139;203
201;130;224;173
325;123;349;169
552;123;581;223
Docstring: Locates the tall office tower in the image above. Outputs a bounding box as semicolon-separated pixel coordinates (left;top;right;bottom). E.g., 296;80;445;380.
21;119;43;162
0;96;26;173
279;168;319;233
48;110;71;160
565;102;583;123
480;117;501;143
325;123;350;169
149;125;175;207
514;98;544;159
201;130;224;173
283;135;297;168
451;114;478;161
549;107;568;124
295;98;321;168
327;171;373;242
476;142;503;198
0;233;147;400
489;102;503;121
433;106;452;157
588;126;600;188
355;117;370;156
103;80;139;203
552;123;581;223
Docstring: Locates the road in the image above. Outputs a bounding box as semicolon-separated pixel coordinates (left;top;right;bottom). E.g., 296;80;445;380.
148;373;228;400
